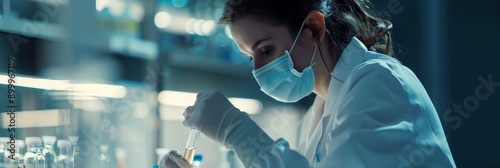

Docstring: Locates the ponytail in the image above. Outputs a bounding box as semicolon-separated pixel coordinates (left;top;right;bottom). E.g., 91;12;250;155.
325;0;393;55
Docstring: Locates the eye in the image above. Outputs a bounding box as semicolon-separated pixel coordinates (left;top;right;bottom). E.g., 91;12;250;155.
241;52;253;61
259;46;274;59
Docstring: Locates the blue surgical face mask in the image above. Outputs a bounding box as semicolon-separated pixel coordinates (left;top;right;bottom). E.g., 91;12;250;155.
252;19;317;103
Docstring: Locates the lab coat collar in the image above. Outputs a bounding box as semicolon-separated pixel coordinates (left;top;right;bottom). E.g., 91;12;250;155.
322;37;368;118
331;37;368;83
297;37;369;162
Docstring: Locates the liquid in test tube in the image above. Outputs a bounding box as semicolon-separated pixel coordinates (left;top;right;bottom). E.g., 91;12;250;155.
184;128;200;164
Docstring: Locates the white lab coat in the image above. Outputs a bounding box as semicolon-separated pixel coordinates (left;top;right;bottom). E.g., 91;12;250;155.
250;37;456;168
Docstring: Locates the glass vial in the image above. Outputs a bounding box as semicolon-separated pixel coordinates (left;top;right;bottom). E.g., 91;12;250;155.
42;136;58;168
24;137;45;168
56;140;72;168
98;145;110;168
184;128;200;164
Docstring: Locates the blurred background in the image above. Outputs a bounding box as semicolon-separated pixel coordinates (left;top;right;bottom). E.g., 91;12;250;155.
0;0;498;167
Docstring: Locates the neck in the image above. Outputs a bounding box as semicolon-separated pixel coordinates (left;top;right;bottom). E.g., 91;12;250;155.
313;82;330;100
312;37;345;100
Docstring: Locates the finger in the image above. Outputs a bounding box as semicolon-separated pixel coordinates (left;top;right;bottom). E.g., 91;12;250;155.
213;91;224;97
194;91;220;106
166;150;180;159
193;93;203;106
167;150;191;167
158;152;169;167
183;106;199;128
209;91;227;102
182;117;193;128
183;106;194;119
183;109;200;129
196;91;216;101
159;150;180;168
196;92;207;100
186;106;194;112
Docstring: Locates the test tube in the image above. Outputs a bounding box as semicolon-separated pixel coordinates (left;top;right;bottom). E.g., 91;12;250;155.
184;128;200;164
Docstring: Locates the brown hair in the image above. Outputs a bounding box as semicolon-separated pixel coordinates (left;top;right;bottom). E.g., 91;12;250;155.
219;0;393;69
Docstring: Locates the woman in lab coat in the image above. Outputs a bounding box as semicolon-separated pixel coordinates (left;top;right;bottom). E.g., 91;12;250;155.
160;0;456;167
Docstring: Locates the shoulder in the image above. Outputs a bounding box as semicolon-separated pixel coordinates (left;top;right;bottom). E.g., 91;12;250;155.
337;52;421;112
345;53;409;90
335;53;417;123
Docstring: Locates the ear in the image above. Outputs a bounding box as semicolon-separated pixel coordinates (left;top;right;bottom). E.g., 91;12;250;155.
305;10;326;44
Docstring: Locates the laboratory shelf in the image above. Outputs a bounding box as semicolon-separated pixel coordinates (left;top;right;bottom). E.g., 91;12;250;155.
102;34;159;60
167;53;254;78
0;17;158;60
27;0;68;3
0;16;66;41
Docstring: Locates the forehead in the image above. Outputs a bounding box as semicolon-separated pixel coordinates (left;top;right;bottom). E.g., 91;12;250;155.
229;16;288;53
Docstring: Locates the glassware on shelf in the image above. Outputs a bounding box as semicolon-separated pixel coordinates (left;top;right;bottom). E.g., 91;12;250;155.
115;148;126;168
16;140;26;158
98;145;110;168
24;137;45;168
56;140;73;168
0;137;9;168
5;140;26;168
67;136;78;168
42;136;58;168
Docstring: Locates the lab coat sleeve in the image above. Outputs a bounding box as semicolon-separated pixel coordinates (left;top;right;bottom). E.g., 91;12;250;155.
317;60;414;167
228;115;312;168
249;138;311;168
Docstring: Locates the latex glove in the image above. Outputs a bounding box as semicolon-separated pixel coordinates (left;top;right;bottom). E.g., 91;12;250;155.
183;91;275;167
183;91;247;146
158;150;192;168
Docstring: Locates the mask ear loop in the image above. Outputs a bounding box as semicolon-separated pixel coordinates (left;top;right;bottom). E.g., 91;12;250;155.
309;45;318;66
289;18;308;53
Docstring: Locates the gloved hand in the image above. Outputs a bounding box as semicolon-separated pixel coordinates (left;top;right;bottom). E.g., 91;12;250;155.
158;150;192;168
183;91;248;147
183;91;275;167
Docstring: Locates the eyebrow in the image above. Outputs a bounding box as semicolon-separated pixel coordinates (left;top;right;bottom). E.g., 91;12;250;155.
252;37;272;51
